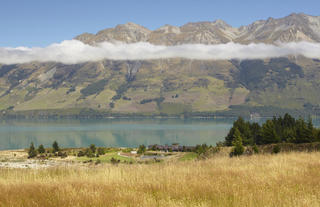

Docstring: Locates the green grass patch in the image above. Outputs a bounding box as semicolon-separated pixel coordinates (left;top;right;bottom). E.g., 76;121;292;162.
76;152;135;163
178;152;198;161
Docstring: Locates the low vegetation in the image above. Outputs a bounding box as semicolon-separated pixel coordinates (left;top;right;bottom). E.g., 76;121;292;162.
2;114;320;206
1;152;320;206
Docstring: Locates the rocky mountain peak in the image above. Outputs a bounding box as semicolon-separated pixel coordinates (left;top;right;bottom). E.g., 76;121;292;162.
212;19;231;29
155;24;181;34
75;13;320;45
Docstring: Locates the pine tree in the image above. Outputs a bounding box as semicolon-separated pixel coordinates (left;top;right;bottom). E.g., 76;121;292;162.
89;144;96;153
230;128;244;157
28;142;37;158
295;118;313;143
38;144;45;154
52;141;60;153
225;117;253;146
261;120;280;144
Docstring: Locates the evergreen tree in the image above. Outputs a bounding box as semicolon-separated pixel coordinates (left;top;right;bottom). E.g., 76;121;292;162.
261;120;280;144
28;142;37;158
294;118;313;143
225;114;319;146
283;113;296;128
250;122;262;145
52;141;60;153
307;118;317;142
89;144;96;153
230;128;245;156
225;117;253;146
38;144;45;154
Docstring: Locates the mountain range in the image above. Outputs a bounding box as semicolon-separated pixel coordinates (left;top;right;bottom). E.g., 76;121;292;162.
1;13;320;118
75;13;320;45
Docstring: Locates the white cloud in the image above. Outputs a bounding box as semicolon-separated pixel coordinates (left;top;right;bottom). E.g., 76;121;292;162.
0;40;320;64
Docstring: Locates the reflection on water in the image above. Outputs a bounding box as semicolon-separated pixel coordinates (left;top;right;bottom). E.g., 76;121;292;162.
1;117;319;150
0;118;235;150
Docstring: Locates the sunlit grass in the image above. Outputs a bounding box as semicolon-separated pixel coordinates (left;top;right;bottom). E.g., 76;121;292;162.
178;152;198;161
76;152;135;163
1;152;320;206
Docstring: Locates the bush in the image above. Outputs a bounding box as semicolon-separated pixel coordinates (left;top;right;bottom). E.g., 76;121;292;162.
58;151;67;158
272;145;281;154
137;145;146;154
109;102;115;108
85;148;95;158
77;151;85;157
252;144;259;154
110;157;120;165
97;147;106;155
194;144;209;155
121;148;133;153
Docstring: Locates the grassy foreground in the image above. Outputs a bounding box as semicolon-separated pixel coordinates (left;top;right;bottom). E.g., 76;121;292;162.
0;152;320;207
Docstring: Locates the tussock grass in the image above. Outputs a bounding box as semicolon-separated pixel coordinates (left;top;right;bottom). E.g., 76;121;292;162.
1;152;320;206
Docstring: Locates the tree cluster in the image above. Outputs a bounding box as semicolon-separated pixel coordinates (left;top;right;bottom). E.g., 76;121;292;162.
28;141;67;158
225;114;320;147
77;144;106;158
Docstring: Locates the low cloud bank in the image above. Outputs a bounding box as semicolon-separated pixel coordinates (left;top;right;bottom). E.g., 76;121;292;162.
1;40;320;64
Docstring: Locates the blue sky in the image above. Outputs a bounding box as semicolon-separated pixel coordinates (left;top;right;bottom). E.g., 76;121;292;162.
0;0;319;47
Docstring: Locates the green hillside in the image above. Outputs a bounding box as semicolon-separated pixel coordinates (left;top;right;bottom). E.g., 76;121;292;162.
0;56;320;118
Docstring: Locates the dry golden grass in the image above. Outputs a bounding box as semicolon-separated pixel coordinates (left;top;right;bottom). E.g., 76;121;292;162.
1;152;320;207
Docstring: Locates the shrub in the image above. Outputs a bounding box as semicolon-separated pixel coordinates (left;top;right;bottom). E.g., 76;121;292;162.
121;148;133;153
58;151;67;158
97;147;106;155
77;151;85;157
272;145;281;154
252;144;259;154
110;157;120;165
85;148;95;158
137;145;146;154
194;144;210;155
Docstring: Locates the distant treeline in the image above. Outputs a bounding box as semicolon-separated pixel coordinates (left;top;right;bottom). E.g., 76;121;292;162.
225;114;320;146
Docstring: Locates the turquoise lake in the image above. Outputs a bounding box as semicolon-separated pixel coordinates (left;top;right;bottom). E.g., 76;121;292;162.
0;117;319;150
0;118;235;150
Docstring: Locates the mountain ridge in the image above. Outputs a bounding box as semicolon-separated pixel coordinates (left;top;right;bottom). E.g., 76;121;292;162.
75;13;320;45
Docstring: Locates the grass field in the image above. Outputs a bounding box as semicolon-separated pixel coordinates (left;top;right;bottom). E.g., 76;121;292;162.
76;152;135;163
1;152;320;206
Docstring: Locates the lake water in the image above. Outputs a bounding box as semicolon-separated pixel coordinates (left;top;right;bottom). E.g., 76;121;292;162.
0;118;235;150
1;117;319;150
